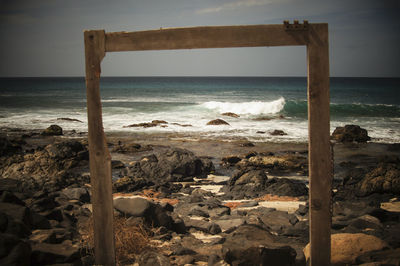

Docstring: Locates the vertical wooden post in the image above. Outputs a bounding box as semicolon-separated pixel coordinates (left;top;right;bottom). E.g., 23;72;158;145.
84;30;116;266
307;24;332;265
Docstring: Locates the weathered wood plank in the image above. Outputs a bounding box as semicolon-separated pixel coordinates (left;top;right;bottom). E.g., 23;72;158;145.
105;24;311;52
306;23;332;266
84;29;116;266
84;22;331;265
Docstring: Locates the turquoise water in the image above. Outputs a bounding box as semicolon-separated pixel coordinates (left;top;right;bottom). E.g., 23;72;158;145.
0;77;399;142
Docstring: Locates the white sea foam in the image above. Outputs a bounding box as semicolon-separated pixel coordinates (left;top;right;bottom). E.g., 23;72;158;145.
200;97;286;115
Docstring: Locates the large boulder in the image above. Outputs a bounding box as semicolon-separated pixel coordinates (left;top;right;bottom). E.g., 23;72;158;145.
222;225;297;266
264;178;308;197
41;125;63;136
304;233;389;265
114;197;151;217
259;210;298;235
331;125;371;143
0;140;89;191
224;169;268;199
224;169;307;199
0;233;31;266
175;198;230;219
238;154;308;175
113;197;173;229
124;148;214;183
206;119;230;126
357;162;400;196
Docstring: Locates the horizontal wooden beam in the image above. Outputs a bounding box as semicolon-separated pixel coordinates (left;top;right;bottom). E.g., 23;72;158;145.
105;24;317;52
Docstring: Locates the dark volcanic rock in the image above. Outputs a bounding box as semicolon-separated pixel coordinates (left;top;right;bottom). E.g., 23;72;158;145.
0;211;31;238
111;160;125;169
124;122;157;128
113;176;148;192
151;120;168;125
270;130;287;136
114;197;173;229
0;140;89;191
0;202;32;230
41;124;63;136
0;233;31;266
225;169;268;198
124;120;168;128
57;117;83;123
137;250;171;266
221;112;240;118
111;142;152;153
240;141;255;147
206;119;230;126
175;198;230;223
238;154;308;175
258;210;298;235
224;169;307;199
0;136;22;156
1;191;25;206
0;178;21;194
61;187;90;203
208;223;222;235
124;148;214;183
264;178;308;197
222;225;297;266
356;248;400;265
331;124;371;143
221;155;242;166
357;162;400;196
295;204;308;216
31;241;80;265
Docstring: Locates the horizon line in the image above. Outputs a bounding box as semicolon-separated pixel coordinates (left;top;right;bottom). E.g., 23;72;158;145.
1;75;400;79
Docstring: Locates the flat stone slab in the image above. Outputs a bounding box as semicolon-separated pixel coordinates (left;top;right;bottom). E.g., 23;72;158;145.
381;201;400;212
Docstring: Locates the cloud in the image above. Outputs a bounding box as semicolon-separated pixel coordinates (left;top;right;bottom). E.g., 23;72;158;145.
196;0;279;14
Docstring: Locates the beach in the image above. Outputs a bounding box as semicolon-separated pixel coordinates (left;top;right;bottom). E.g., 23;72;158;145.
1;125;400;265
0;76;400;264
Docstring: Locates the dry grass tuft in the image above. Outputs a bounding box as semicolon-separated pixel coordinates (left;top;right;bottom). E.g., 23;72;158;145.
80;215;152;265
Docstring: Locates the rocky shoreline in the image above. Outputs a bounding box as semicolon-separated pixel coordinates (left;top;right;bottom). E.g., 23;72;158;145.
1;125;400;265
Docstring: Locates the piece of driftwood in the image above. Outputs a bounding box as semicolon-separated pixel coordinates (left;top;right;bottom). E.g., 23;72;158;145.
84;21;331;266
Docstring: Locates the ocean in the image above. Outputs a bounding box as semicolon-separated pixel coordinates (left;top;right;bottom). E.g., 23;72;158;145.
0;77;399;143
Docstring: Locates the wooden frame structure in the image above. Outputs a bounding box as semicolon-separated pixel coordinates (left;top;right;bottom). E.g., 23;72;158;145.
84;21;331;265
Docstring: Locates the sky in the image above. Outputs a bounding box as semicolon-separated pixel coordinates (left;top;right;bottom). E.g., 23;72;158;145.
0;0;399;77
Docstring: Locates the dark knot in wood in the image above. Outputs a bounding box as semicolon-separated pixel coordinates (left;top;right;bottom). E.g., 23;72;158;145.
311;199;322;210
